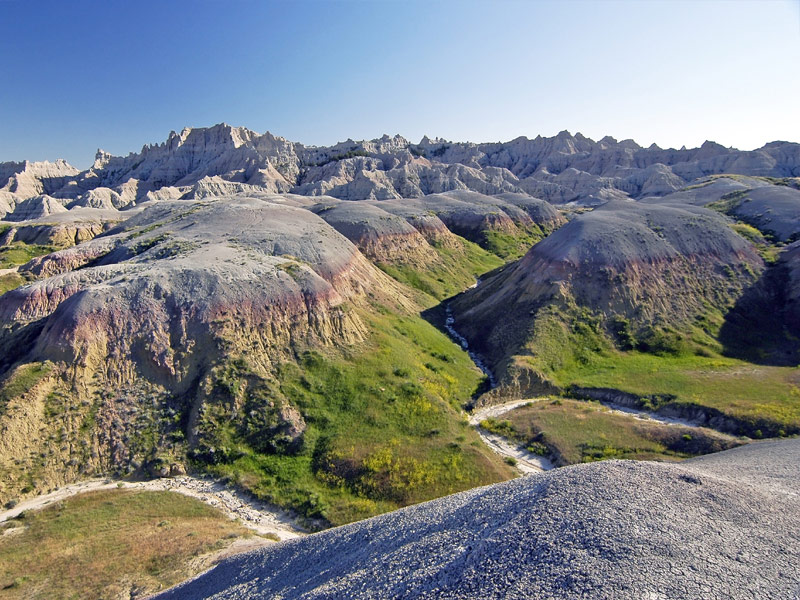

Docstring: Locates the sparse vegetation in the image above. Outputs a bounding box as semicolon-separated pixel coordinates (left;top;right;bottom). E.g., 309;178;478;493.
0;362;52;418
309;149;371;167
489;398;740;465
377;236;502;303
0;273;25;296
0;489;250;599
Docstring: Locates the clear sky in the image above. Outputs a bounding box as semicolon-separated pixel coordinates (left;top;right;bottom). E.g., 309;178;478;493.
1;0;798;168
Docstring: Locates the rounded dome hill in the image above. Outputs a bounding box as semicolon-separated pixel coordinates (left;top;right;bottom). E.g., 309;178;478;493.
156;438;800;600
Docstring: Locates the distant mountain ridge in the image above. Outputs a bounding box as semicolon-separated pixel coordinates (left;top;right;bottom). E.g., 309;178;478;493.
1;125;798;219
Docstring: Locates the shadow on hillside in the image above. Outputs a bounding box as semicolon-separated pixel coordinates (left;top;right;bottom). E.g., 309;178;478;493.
0;317;47;378
719;259;799;366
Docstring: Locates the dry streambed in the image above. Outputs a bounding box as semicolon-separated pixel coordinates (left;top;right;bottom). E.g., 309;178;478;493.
0;475;305;541
468;396;744;472
469;399;554;473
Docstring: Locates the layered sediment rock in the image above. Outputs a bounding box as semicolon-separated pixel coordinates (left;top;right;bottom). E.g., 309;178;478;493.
0;196;410;496
450;202;763;378
3;125;799;211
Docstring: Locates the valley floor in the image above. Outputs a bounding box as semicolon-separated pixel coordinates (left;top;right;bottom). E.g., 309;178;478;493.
0;475;304;541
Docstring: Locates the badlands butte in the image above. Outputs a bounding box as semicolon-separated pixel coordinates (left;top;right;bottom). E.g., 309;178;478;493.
1;124;799;597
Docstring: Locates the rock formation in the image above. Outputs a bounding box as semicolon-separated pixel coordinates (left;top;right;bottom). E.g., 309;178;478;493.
2;125;798;212
0;196;414;498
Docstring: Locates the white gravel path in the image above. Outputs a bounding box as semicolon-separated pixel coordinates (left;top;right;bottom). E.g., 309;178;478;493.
469;398;554;473
0;475;306;540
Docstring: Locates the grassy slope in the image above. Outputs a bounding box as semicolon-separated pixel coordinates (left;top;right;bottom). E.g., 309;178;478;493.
0;489;250;600
0;243;55;270
483;399;740;465
506;296;798;435
377;237;503;303
553;352;800;432
0;274;25;297
482;224;544;260
198;309;513;526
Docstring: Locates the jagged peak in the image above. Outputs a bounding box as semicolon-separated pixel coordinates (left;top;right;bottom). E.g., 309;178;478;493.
618;138;641;150
700;140;727;151
93;149;112;169
507;136;531;145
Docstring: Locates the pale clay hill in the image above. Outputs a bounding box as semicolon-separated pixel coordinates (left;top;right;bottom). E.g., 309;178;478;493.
0;197;421;495
1;127;799;598
155;438;800;600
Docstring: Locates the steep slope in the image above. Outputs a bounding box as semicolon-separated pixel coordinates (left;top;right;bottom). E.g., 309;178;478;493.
3;126;799;208
0;160;79;215
0;195;512;519
378;190;564;260
0;208;122;247
720;240;800;364
310;191;564;301
449;201;762;393
710;185;800;242
309;200;434;267
156;438;800;600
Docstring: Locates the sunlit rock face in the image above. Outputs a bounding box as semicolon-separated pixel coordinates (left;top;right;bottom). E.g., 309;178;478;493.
3;126;798;211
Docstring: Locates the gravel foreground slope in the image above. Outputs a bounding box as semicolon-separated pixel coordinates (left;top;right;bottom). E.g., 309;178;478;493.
155;439;800;600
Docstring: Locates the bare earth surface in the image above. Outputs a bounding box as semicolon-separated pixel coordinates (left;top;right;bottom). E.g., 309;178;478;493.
469;399;554;473
154;438;800;600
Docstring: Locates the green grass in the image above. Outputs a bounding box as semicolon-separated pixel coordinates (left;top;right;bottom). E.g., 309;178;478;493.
377;237;503;303
0;243;55;270
0;489;251;600
0;273;24;296
494;398;740;465
517;305;615;376
482;224;544;260
505;301;799;435
553;351;800;431
195;309;513;526
0;363;52;418
729;222;782;263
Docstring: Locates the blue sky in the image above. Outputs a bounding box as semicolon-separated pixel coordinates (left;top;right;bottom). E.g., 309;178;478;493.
1;0;798;168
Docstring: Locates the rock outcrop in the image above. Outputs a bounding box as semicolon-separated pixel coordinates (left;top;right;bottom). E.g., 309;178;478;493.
3;125;799;210
1;197;394;385
310;200;434;267
0;196;412;497
0;208;122;248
